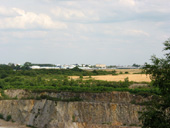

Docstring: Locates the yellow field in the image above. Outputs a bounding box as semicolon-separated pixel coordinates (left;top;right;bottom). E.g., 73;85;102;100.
70;68;150;82
94;74;150;82
70;74;151;82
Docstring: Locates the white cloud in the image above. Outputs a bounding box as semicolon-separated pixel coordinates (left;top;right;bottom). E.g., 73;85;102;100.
51;7;99;22
119;0;135;6
0;7;67;29
52;7;86;19
0;6;16;16
0;0;169;65
11;31;48;39
126;29;150;37
75;24;94;33
134;0;170;13
0;36;9;44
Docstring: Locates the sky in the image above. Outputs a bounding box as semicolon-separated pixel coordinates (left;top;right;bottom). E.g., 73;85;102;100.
0;0;170;65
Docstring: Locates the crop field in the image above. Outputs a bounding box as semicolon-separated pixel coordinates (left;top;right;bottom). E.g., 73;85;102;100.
70;69;151;82
70;74;151;82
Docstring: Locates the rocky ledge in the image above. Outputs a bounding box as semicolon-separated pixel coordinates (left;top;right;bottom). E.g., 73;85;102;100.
0;90;143;128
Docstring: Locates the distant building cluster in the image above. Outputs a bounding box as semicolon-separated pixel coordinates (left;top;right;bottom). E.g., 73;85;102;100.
29;63;142;70
30;64;92;70
2;62;143;70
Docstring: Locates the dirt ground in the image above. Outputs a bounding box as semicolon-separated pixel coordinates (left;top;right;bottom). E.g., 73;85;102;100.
0;119;28;128
70;74;151;82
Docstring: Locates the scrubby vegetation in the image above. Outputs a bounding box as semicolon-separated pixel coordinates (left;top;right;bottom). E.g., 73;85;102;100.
0;64;159;95
139;39;170;128
0;113;12;121
0;113;4;119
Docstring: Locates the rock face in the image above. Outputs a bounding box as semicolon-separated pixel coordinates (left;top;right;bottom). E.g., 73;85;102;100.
0;90;143;128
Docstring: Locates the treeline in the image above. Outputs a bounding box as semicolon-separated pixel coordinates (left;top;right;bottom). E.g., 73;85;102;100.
0;64;117;78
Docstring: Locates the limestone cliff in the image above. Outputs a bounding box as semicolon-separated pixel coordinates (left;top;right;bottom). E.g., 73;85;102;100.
0;90;143;128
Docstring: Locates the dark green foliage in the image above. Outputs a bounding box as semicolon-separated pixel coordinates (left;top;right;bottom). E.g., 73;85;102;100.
0;63;120;78
92;70;99;75
72;115;75;122
140;39;170;128
0;90;9;99
0;114;11;121
139;98;170;128
0;72;8;79
119;71;123;74
0;80;5;89
29;87;159;94
21;62;32;70
111;70;117;75
132;63;140;68
0;65;12;79
0;113;4;119
72;66;83;72
134;92;153;98
6;115;12;121
21;94;82;102
26;125;37;128
79;75;83;79
39;95;82;102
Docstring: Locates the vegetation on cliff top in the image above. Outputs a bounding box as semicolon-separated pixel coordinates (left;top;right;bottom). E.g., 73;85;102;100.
0;61;158;95
140;39;170;128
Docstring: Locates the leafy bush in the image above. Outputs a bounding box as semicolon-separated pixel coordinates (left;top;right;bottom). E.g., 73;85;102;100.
6;115;12;121
0;113;4;119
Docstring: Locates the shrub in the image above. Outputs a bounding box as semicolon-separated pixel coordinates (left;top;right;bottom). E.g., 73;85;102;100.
6;115;11;121
26;125;37;128
0;113;4;119
119;71;123;74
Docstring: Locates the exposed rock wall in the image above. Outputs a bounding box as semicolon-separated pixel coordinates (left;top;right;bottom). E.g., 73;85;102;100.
4;89;147;103
0;90;142;128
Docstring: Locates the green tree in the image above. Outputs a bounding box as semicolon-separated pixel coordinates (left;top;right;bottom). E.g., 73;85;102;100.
72;66;83;72
140;39;170;128
0;80;5;89
22;62;32;70
132;63;140;68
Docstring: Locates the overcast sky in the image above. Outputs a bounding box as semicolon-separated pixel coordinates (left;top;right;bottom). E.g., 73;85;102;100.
0;0;170;65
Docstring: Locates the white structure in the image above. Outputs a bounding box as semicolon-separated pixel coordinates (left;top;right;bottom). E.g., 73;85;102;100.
95;64;106;69
30;66;60;69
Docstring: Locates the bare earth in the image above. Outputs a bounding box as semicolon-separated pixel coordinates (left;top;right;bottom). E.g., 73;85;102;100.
70;74;151;82
0;119;27;128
